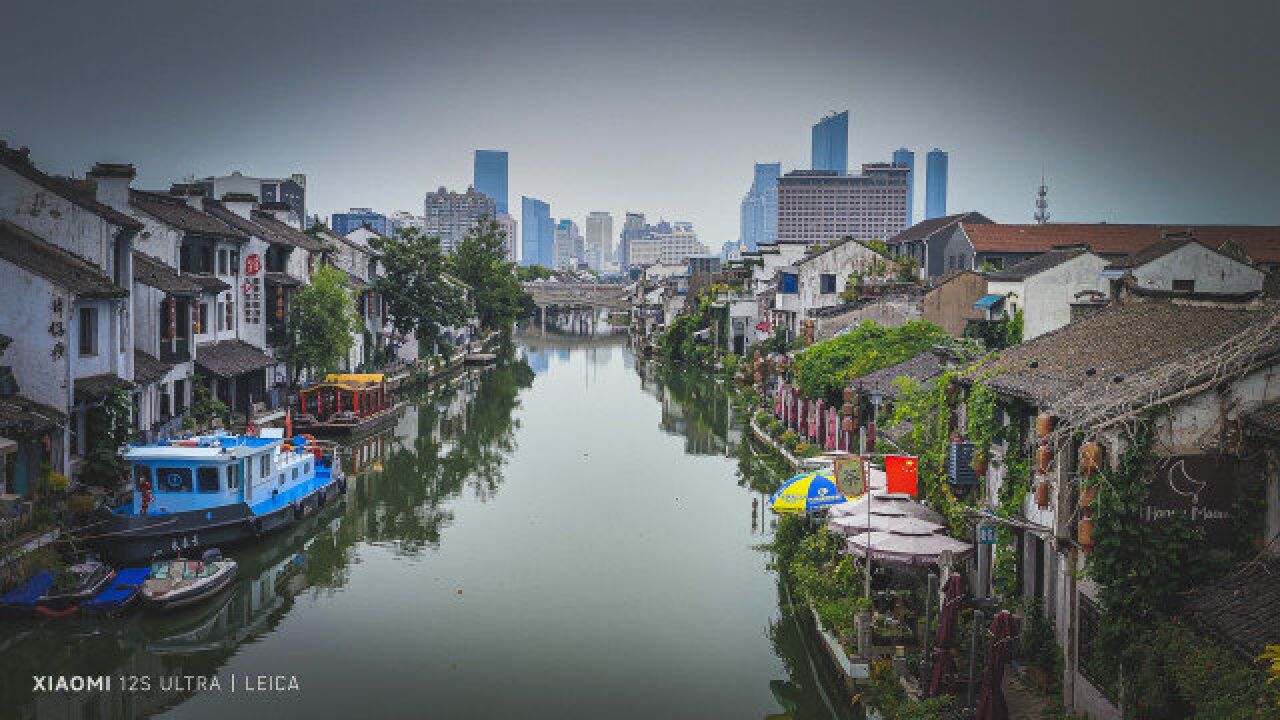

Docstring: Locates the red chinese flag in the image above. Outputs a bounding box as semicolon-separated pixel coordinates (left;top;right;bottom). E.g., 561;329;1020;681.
885;455;919;496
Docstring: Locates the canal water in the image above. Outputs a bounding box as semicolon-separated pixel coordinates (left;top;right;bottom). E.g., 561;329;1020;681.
0;329;858;720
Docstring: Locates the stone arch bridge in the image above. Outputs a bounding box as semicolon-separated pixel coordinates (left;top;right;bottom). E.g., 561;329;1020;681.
522;283;631;312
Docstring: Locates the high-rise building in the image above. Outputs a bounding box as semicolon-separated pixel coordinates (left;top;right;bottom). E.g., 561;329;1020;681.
496;212;518;262
520;196;553;267
627;220;707;266
423;186;495;253
197;171;307;228
554;219;582;269
892;148;915;226
473;150;509;215
811;111;849;174
739;162;781;251
776;164;910;245
619;212;646;267
925;149;948;220
585;212;612;270
389;211;424;234
331;208;389;236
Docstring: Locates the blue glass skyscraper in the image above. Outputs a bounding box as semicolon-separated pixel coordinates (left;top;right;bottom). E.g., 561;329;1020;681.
521;196;553;267
739;162;780;251
331;208;389;236
811;111;849;174
892;148;915;225
925;149;948;220
474;150;509;215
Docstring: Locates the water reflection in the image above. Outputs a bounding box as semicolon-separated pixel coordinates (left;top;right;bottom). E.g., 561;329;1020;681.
0;357;534;719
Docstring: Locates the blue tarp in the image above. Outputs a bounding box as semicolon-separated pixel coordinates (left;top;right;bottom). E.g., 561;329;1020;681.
0;572;52;607
81;567;149;613
973;294;1006;310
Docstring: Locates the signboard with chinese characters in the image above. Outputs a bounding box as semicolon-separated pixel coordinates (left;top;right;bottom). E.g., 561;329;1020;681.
244;253;261;276
1143;455;1238;543
977;524;998;544
832;454;866;497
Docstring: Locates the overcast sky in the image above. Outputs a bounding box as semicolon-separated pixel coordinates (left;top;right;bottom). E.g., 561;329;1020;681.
3;0;1278;246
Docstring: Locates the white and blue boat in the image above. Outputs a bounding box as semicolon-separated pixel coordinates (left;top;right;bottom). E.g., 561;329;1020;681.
91;431;345;564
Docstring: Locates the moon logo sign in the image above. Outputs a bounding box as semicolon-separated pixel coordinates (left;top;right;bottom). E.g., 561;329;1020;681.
1166;458;1206;505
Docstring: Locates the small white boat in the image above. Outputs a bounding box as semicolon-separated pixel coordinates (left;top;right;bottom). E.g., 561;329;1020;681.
142;549;238;610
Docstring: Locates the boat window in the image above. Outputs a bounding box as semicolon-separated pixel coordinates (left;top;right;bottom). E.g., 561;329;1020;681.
197;466;220;493
228;464;242;490
133;464;152;486
156;467;193;493
305;460;312;474
199;564;219;578
292;468;299;481
259;454;271;477
150;561;169;579
184;562;201;579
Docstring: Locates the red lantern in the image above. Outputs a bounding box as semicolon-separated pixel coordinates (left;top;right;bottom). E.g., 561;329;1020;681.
167;296;176;338
276;286;285;320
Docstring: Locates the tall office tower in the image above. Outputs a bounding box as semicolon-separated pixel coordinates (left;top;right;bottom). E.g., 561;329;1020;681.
619;212;646;267
331;208;390;236
520;196;552;267
925;149;948;220
892;148;915;225
473;150;509;214
423;186;495;253
585;211;613;270
738;162;781;251
776;163;910;245
554;219;582;269
811;111;849;174
496;212;518;262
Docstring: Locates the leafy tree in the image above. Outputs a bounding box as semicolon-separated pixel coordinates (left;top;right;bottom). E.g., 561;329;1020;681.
516;264;554;282
792;320;947;404
450;217;533;331
370;228;470;354
283;264;358;384
81;388;134;488
183;378;230;430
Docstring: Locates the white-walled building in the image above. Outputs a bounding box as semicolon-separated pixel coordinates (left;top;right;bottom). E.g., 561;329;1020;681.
983;249;1112;340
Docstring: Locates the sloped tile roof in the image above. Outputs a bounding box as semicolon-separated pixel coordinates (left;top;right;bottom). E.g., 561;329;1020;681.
196;339;275;378
252;211;330;252
1106;235;1200;269
887;211;992;246
0;394;65;436
133;350;172;386
857;351;945;400
129;190;247;241
74;373;134;403
0;143;142;231
0;220;127;298
1182;560;1280;661
188;274;232;293
132;251;203;294
964;223;1280;263
968;297;1280;411
1243;400;1280;436
987;249;1089;281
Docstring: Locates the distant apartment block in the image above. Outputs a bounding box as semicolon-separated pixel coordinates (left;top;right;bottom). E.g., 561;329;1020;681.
389;211;424;234
586;211;613;269
811;111;849;174
423;186;495;253
628;220;707;266
619;212;646;267
739;162;780;251
892;148;915;225
331;208;389;236
496;212;518;263
776;164;910;245
473;150;509;215
554;219;582;269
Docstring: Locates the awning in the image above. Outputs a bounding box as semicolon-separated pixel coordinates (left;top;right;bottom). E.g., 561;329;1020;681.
828;513;944;537
0;395;66;437
133;350;173;386
844;529;974;566
73;373;135;404
265;271;303;287
973;294;1006;311
195;340;276;378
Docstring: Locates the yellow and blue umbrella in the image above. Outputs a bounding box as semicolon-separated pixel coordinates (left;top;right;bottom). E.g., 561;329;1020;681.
771;471;846;514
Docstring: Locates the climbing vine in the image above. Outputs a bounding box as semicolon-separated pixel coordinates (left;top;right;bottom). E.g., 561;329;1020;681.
888;373;968;535
81;388;134;488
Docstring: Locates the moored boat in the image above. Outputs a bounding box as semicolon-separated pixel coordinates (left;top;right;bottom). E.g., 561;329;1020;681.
141;549;238;610
296;373;398;437
89;430;344;564
36;554;115;613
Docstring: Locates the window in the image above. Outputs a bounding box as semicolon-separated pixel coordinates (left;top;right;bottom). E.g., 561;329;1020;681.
1172;279;1195;292
224;299;234;330
198;303;209;334
819;273;837;294
155;467;193;492
292;468;299;482
133;465;152;486
78;306;98;356
230;250;240;273
197;466;220;493
228;464;242;490
259;454;271;477
218;249;229;276
216;300;224;331
777;272;799;294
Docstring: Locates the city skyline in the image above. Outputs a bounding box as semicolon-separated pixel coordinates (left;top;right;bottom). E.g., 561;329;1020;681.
2;1;1277;247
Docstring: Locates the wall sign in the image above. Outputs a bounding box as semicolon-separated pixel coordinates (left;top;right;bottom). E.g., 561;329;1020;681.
244;253;261;276
1142;455;1238;542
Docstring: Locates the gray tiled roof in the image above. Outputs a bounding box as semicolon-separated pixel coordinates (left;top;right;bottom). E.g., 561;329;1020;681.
0;220;127;298
887;211;992;246
132;251;203;294
196;339;275;378
129;190;246;240
133;350;172;386
1183;560;1280;661
987;249;1087;281
856;351;945;400
0;143;142;231
74;373;134;403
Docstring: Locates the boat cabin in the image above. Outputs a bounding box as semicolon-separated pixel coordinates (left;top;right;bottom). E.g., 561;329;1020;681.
121;433;319;516
298;373;389;423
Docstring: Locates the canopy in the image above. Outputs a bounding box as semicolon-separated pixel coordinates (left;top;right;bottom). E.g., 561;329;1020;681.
828;491;945;525
771;471;845;514
973;294;1006;310
843;529;974;566
827;513;943;537
323;373;385;386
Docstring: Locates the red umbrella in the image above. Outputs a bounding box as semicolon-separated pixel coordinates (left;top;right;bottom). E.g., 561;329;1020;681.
975;610;1021;720
928;573;965;697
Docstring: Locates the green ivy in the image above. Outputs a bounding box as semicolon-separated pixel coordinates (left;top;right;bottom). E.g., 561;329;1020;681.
793;321;948;405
